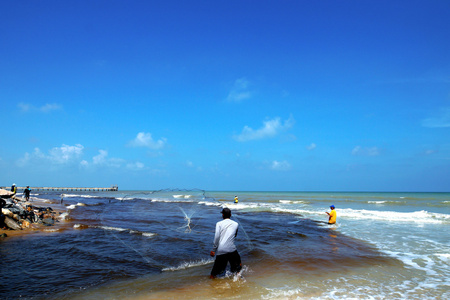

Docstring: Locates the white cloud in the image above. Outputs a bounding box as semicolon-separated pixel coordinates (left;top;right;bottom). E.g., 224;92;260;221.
18;103;32;112
18;102;62;113
422;107;450;128
126;162;145;170
17;144;84;166
16;144;131;171
351;146;362;156
129;132;167;149
92;150;123;168
425;149;437;155
185;160;203;171
40;103;62;113
49;144;84;163
271;160;292;171
93;150;108;165
234;116;295;142
77;150;124;168
17;151;33;167
307;143;317;150
226;78;252;102
351;146;380;156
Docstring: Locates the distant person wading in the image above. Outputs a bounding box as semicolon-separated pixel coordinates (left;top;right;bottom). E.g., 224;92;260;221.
326;205;337;224
24;186;31;202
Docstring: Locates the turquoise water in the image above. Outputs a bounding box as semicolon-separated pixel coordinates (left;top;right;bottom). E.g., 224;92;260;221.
1;190;449;299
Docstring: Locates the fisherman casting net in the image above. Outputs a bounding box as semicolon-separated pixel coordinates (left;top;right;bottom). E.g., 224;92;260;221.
98;189;253;271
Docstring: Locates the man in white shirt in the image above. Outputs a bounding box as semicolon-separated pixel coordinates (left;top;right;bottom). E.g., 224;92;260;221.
210;207;242;278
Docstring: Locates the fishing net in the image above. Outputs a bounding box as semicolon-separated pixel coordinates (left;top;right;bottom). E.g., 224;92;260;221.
98;189;253;271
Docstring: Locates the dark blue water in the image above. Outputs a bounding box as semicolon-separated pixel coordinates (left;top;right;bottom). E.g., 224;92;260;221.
0;191;398;299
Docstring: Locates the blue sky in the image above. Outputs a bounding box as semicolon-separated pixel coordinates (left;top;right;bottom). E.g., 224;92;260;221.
1;1;449;192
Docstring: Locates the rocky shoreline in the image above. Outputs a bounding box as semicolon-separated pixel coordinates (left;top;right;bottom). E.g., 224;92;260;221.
1;188;64;238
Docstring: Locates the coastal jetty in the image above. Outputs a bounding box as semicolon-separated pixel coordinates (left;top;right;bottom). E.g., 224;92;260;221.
1;185;118;192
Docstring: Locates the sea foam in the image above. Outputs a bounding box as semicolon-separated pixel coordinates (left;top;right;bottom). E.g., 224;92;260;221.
337;208;450;224
162;258;214;271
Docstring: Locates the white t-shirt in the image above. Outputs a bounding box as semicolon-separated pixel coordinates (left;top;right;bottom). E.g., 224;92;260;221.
213;218;239;255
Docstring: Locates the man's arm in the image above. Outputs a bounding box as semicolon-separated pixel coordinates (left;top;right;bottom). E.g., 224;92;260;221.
211;222;220;256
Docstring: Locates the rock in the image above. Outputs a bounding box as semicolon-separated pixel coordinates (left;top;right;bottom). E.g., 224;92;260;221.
2;199;60;229
1;208;13;217
42;217;54;226
9;207;23;215
4;216;22;230
0;189;14;198
3;199;15;208
21;220;31;229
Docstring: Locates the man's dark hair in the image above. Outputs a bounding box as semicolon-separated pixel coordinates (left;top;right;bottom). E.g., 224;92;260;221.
221;207;231;218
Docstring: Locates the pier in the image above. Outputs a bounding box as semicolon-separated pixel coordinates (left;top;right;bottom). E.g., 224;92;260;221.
1;185;118;192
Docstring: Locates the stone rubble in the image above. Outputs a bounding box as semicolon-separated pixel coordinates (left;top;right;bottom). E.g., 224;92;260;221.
1;189;60;233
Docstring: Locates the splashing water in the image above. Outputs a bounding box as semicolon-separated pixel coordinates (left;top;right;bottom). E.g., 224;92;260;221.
97;189;253;271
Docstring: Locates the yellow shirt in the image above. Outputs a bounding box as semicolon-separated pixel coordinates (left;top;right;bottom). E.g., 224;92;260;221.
234;197;238;203
328;210;336;224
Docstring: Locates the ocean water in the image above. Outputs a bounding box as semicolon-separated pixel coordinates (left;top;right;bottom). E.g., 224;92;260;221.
1;190;449;299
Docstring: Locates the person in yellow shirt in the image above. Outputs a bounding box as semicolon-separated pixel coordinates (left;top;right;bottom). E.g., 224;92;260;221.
11;183;17;195
234;196;238;204
326;205;336;224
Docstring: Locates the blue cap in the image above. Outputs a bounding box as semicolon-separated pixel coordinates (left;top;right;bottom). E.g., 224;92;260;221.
330;205;335;209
